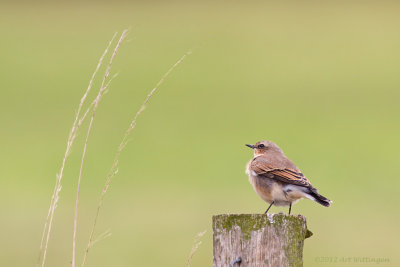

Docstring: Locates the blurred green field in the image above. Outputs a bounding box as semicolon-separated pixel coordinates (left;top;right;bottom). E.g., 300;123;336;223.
1;1;400;266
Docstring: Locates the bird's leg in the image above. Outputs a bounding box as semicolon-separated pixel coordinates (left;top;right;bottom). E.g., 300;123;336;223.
264;201;274;214
289;203;292;215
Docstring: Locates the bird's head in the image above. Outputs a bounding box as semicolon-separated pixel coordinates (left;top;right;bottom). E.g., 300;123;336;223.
245;140;282;156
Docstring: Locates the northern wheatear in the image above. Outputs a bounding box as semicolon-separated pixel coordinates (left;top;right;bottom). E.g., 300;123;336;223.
245;140;332;214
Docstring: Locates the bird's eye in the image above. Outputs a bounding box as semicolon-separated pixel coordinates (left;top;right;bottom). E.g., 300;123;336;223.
258;144;265;148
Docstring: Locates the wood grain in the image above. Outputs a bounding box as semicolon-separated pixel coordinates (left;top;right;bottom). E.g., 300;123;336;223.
213;214;311;267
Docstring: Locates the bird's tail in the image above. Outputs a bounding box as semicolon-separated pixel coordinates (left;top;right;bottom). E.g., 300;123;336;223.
306;188;332;207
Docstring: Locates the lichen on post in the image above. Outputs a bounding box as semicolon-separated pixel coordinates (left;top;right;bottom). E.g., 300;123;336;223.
212;214;312;267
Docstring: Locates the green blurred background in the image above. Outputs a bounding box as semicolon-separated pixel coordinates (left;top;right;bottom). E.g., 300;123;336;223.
1;1;399;266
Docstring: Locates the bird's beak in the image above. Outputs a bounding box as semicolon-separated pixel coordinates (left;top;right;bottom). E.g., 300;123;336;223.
246;144;255;149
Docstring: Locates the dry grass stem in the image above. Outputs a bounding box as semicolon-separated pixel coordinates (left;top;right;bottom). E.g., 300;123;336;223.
81;51;191;267
72;30;128;267
90;229;112;247
38;32;117;267
187;230;207;267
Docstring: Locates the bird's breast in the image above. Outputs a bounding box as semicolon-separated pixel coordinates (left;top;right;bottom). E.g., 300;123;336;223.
247;172;275;204
247;169;302;206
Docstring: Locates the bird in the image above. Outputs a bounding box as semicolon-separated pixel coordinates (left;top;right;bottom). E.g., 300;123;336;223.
245;140;332;214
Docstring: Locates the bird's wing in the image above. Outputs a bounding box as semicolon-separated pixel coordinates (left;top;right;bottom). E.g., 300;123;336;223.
251;159;312;187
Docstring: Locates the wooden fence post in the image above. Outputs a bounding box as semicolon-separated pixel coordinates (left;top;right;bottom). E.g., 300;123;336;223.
212;214;312;267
